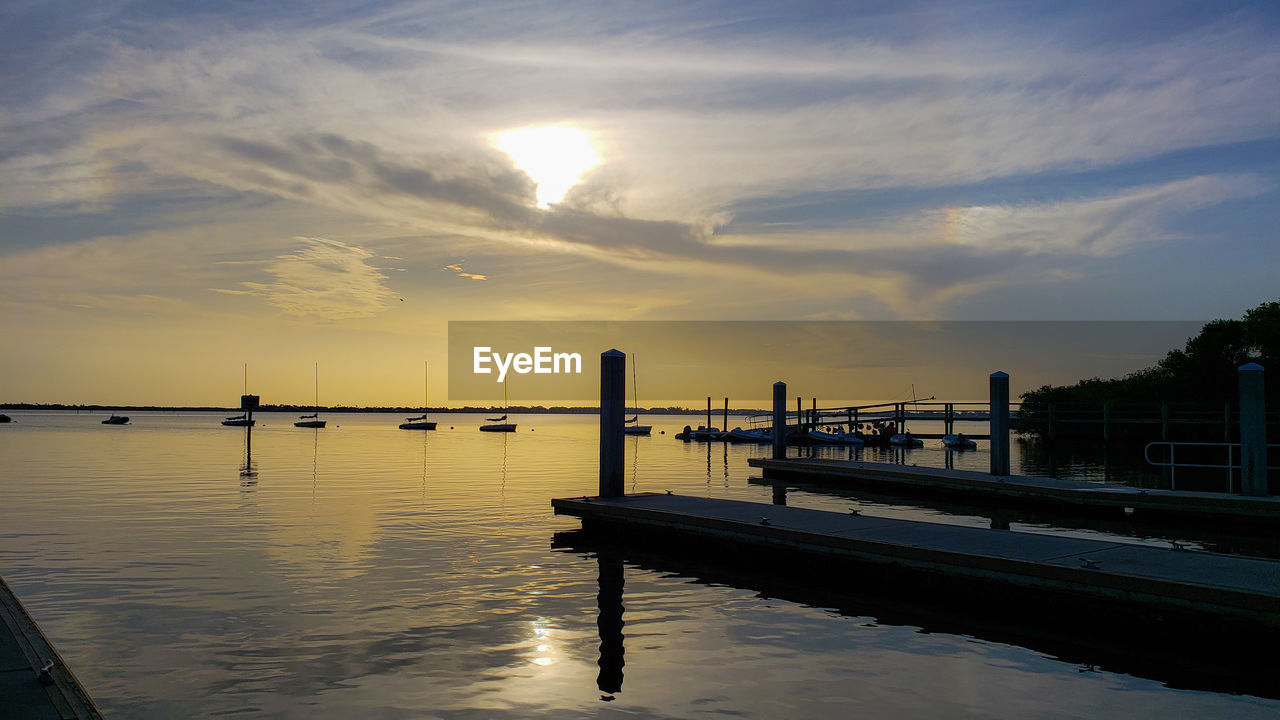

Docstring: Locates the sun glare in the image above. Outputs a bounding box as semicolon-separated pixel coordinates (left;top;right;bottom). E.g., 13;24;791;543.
492;127;600;209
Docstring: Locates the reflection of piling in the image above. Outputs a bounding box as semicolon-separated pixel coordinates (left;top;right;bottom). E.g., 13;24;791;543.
1239;363;1267;497
990;372;1010;476
600;350;625;498
772;382;787;460
596;555;625;696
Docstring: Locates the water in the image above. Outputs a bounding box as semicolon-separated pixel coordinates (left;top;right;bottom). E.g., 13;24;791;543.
1;411;1275;718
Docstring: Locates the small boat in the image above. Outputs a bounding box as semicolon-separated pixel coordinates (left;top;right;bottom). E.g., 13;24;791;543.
102;414;129;425
399;414;437;430
725;427;772;444
294;363;327;428
623;355;652;435
807;428;864;446
294;412;325;429
480;382;517;432
675;425;721;441
399;362;437;430
942;433;977;450
224;364;256;426
888;432;922;448
0;413;11;423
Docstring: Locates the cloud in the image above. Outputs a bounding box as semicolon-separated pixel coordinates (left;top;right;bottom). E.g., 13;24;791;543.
938;175;1272;256
444;262;486;280
214;236;393;319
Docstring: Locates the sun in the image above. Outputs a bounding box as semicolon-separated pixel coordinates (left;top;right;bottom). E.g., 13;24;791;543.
492;126;600;209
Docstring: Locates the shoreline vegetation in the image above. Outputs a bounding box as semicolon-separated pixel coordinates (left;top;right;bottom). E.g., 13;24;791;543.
1017;300;1279;438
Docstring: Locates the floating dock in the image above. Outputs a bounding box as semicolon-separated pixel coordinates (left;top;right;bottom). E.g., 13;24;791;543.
1;577;103;720
552;493;1280;631
748;457;1280;524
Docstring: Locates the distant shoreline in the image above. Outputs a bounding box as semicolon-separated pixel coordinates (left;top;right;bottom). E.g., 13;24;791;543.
0;404;767;415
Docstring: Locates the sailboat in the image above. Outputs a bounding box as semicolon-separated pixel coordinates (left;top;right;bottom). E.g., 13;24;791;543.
399;361;438;430
294;362;326;428
223;364;255;426
480;381;516;432
623;353;651;435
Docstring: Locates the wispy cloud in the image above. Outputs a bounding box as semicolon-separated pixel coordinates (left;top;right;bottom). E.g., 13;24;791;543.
444;262;486;280
214;236;393;319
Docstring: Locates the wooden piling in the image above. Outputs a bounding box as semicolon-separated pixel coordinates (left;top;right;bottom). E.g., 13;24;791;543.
773;382;787;460
990;372;1010;477
1239;363;1267;497
723;397;729;434
600;350;625;498
706;396;712;431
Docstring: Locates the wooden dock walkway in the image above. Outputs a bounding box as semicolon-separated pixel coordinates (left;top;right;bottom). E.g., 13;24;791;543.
1;577;103;720
748;457;1280;524
552;493;1280;630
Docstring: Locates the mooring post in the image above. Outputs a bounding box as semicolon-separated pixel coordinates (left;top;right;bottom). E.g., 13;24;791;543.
723;397;729;433
1239;363;1267;497
773;382;787;459
600;349;626;498
990;371;1010;476
795;396;802;432
706;396;712;431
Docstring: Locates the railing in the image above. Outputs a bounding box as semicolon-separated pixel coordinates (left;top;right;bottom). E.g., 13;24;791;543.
1143;441;1280;492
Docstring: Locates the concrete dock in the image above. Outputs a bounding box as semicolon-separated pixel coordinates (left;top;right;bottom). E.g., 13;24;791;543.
553;493;1280;630
1;577;103;720
748;457;1280;524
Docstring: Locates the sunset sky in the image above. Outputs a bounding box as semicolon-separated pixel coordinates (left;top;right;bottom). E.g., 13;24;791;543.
2;1;1277;406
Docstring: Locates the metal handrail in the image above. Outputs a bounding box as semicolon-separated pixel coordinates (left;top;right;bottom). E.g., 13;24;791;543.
1144;441;1280;492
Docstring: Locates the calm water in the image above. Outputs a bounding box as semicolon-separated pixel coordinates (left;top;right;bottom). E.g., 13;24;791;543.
1;411;1276;718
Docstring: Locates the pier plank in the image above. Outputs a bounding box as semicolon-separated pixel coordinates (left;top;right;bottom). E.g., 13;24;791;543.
748;457;1280;522
0;577;104;720
553;493;1280;626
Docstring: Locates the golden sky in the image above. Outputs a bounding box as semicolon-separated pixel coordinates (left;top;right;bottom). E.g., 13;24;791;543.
2;2;1277;406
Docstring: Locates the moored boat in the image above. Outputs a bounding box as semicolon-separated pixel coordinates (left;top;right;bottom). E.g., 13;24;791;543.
942;433;977;450
222;414;254;427
725;427;772;444
807;428;864;446
888;432;923;448
399;362;437;430
102;414;129;425
294;363;327;428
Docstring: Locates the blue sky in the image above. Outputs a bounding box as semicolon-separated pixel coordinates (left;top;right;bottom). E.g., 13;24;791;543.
1;0;1277;404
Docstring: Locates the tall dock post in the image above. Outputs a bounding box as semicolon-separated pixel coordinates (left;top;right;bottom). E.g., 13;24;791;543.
773;382;787;460
600;350;626;498
723;397;729;433
1239;363;1267;497
990;371;1010;476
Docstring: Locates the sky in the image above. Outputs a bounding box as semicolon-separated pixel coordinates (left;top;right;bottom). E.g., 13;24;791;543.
2;0;1278;406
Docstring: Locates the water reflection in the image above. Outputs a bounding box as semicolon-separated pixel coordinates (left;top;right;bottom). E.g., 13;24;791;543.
555;531;1280;701
238;424;257;484
595;555;625;699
